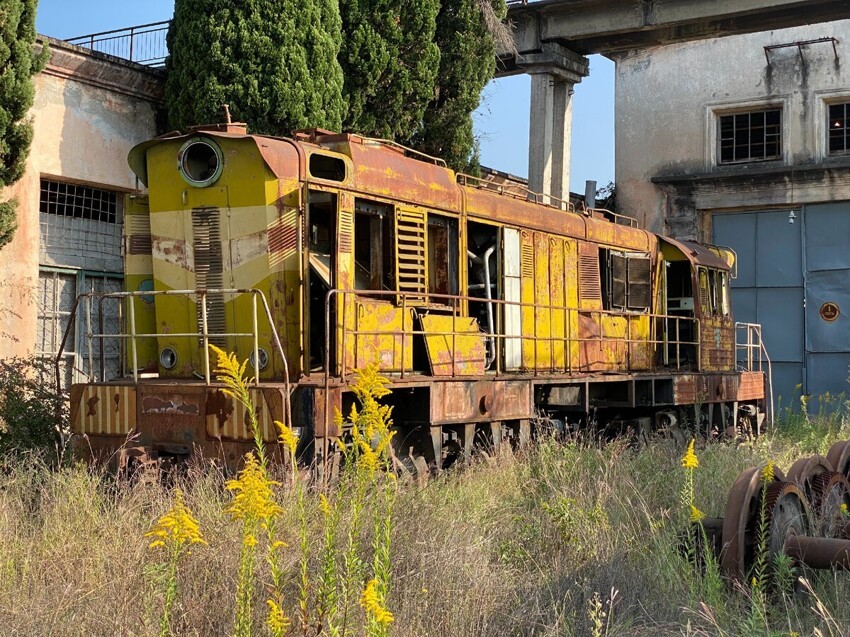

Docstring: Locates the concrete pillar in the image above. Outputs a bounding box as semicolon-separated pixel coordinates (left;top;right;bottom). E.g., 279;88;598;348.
517;43;589;207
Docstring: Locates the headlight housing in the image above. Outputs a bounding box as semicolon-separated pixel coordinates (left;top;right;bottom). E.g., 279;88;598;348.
177;137;223;187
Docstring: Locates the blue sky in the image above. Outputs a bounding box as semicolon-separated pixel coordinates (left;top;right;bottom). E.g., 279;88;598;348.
36;0;614;193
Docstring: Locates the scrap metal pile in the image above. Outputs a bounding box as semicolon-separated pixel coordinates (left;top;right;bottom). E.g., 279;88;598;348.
701;439;850;583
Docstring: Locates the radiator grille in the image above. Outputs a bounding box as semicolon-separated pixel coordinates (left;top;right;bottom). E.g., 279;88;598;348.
395;209;427;303
578;244;601;301
192;208;226;346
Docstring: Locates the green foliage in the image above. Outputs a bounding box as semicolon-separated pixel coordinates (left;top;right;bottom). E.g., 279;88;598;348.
165;0;345;135
0;0;46;249
0;357;66;461
339;0;440;140
411;0;507;173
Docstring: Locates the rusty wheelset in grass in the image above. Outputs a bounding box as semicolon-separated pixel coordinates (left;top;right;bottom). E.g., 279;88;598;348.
697;439;850;585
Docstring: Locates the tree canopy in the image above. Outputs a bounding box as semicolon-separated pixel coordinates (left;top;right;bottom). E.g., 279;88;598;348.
165;0;506;171
165;0;345;135
0;0;46;250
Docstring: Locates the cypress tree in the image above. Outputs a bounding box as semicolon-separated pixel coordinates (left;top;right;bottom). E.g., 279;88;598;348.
0;0;46;250
413;0;507;173
339;0;440;139
165;0;345;135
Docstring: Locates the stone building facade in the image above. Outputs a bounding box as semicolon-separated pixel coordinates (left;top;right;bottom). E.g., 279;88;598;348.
612;20;850;405
0;38;162;383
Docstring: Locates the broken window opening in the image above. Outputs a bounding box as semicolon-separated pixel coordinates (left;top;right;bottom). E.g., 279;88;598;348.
427;215;459;299
308;190;336;370
354;199;394;292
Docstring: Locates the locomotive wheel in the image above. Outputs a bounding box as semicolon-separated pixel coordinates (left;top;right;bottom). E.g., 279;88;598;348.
826;440;850;479
721;464;786;582
786;455;834;504
761;482;811;568
809;471;850;538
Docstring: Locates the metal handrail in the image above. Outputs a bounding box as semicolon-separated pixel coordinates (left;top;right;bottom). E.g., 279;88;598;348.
56;288;292;427
322;288;702;382
735;321;774;426
457;173;577;212
65;21;170;66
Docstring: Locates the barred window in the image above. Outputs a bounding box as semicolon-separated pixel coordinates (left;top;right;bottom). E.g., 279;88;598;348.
39;179;124;272
828;102;850;155
718;109;782;164
40;179;118;223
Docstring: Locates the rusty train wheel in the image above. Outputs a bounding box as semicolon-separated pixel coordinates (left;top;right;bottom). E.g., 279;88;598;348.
760;482;811;566
786;455;834;504
826;440;850;479
809;471;850;538
721;464;786;583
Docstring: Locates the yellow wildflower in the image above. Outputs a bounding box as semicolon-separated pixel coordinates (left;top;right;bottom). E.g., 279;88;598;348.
761;460;775;484
244;533;258;548
681;439;699;469
319;493;331;516
266;599;291;635
275;420;298;455
841;503;849;518
360;579;394;626
209;344;253;399
146;488;207;550
690;505;705;523
225;452;283;523
271;540;288;550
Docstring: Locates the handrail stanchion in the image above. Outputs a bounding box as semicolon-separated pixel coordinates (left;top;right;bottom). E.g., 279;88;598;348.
252;293;260;387
85;295;94;382
200;291;210;385
128;296;138;383
401;294;407;378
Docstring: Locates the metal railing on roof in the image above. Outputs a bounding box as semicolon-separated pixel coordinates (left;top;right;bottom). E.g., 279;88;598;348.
65;20;170;67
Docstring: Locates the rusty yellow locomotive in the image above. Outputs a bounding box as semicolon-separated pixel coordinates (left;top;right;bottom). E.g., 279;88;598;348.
65;122;770;470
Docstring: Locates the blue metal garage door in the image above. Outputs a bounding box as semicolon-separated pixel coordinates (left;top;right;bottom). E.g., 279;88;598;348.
713;204;850;411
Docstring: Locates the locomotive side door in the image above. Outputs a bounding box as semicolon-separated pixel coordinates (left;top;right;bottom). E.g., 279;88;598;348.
305;187;338;373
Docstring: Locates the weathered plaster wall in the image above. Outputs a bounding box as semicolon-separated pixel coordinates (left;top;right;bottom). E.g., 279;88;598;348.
613;20;850;237
0;39;162;360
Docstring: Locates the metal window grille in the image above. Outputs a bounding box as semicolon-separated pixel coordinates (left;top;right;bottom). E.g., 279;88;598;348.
36;269;123;390
718;109;782;163
828;103;850;155
39;179;124;272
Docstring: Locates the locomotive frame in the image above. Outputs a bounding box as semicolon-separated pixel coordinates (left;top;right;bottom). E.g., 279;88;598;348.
61;123;772;471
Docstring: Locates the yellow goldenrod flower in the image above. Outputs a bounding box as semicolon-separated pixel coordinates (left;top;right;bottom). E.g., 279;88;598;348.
841;502;849;518
209;344;253;399
275;420;298;455
761;460;775;484
271;540;288;550
226;452;283;523
319;493;331;516
266;599;291;634
681;439;699;469
690;505;705;523
146;488;207;550
360;579;394;626
244;533;258;548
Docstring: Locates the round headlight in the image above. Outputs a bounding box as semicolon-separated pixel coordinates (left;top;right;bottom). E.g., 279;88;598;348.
177;138;223;187
160;347;178;370
250;348;269;371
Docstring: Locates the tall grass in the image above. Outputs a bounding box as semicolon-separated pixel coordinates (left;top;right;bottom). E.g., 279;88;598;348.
0;407;848;635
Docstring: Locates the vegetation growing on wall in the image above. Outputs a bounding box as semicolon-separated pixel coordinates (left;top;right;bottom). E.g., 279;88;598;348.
0;0;46;250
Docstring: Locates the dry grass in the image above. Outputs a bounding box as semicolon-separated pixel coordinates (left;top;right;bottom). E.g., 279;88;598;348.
1;413;849;636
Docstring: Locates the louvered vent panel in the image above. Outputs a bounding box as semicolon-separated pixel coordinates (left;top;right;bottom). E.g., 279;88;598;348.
395;209;427;303
127;214;152;255
578;244;601;302
627;257;652;310
338;210;353;253
521;232;534;278
193;208;226;346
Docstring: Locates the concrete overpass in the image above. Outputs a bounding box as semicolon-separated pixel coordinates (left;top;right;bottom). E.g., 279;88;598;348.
502;0;850;205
